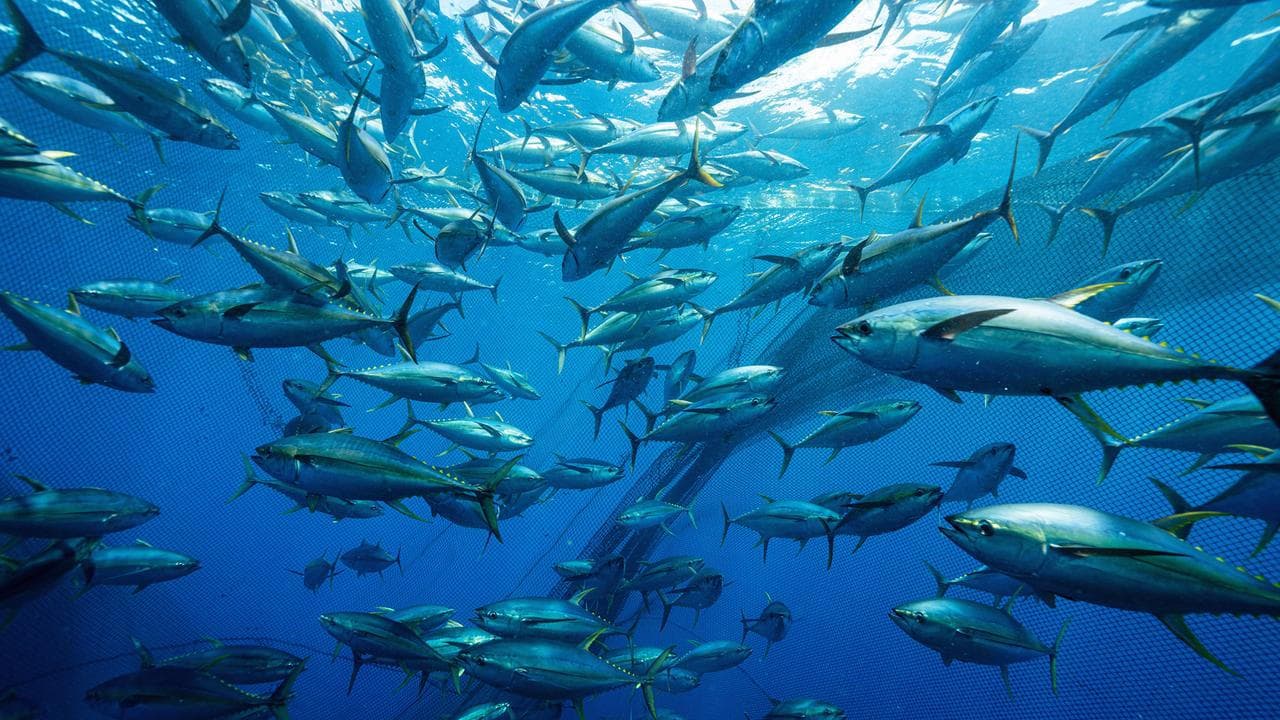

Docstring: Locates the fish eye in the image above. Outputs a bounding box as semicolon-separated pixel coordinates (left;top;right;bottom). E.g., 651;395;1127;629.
913;489;923;497
1120;268;1132;279
856;321;872;336
914;613;925;624
978;521;995;537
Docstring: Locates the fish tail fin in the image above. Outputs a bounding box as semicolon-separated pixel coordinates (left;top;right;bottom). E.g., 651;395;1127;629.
849;185;869;221
564;296;592;338
1015;125;1055;175
720;501;732;546
634;398;659;433
537;331;568;374
392;283;421;362
0;0;45;75
1149;477;1197;541
923;560;947;597
636;649;673;720
268;664;304;719
767;431;794;478
698;306;716;343
581;400;604;440
747;119;763;147
1054;395;1127;483
739;610;749;643
395;546;403;575
1150;477;1193;515
190;186;229;246
1165;115;1206;188
1244;345;1280;429
657;589;674;631
229;454;260;503
1078;207;1120;258
1033;202;1067;247
685;121;722;188
488;275;501;303
1049;619;1069;695
996;136;1019;244
620;421;640;467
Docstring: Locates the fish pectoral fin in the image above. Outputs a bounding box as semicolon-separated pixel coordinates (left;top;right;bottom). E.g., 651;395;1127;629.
107;340;132;368
900;123;953;139
1157;614;1240;676
1048;544;1189;559
930;386;964;404
921;309;1014;341
1046;282;1126;310
222;302;261;319
2;342;35;352
753;254;799;269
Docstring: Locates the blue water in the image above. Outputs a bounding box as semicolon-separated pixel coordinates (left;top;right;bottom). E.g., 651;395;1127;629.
1;0;1279;718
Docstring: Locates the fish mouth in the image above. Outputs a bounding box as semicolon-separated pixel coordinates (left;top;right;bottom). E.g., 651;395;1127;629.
939;515;967;543
150;317;174;331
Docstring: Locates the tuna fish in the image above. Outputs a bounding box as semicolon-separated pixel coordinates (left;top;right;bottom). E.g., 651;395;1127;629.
833;483;943;553
934;442;1027;508
942;503;1280;672
2;0;238;149
850;97;999;218
889;597;1065;696
80;541;199;593
832;290;1280;427
84;665;301;718
721;497;840;568
770;399;922;477
1;291;155;392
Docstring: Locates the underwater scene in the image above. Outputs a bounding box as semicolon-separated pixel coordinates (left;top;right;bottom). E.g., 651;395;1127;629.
0;0;1279;717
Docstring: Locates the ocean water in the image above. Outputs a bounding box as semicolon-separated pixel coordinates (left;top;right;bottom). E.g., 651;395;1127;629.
0;0;1279;718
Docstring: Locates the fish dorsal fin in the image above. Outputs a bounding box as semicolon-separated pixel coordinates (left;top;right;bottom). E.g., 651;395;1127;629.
1046;281;1126;310
15;475;49;492
285;226;300;255
494;410;506;423
571;587;594;606
66;292;81;316
758;494;776;504
133;539;152;548
817;410;839;416
910;192;928;228
160;273;180;285
620;24;635;54
1179;397;1213;410
204;636;224;648
105;327;121;343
